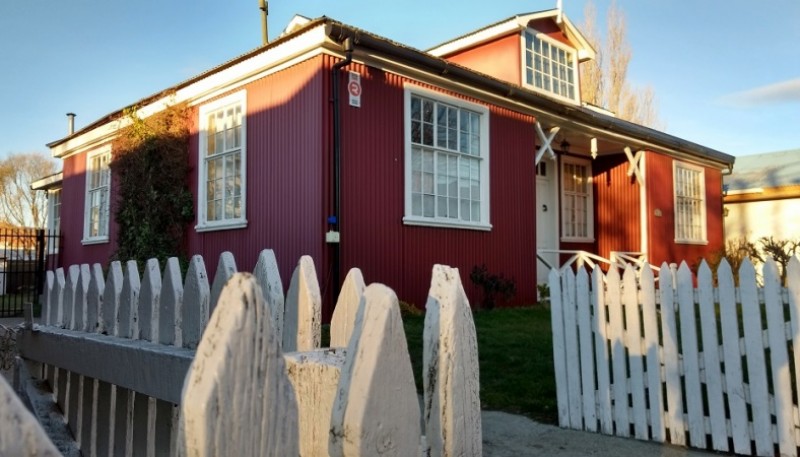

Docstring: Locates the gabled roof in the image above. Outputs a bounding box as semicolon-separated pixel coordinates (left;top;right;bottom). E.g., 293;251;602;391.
724;149;800;191
427;10;596;62
46;15;733;169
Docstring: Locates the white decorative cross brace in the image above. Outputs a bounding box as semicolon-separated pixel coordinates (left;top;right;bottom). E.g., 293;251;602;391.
624;146;644;185
535;122;560;166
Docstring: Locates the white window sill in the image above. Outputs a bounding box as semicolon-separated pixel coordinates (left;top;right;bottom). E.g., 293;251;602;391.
403;216;492;231
560;236;595;243
81;237;109;246
675;239;708;246
195;220;248;233
523;83;580;105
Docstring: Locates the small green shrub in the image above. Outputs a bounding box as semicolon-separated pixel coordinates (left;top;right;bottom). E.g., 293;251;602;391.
398;300;423;318
536;283;550;306
469;264;516;310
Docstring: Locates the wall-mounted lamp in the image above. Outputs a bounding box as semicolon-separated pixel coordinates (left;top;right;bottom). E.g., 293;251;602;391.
560;139;570;153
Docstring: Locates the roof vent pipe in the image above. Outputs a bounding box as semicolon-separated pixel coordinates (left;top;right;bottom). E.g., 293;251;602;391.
259;0;269;45
67;113;76;135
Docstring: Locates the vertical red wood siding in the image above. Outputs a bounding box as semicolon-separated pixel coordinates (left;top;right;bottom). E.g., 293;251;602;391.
59;149;117;268
593;154;641;259
443;34;522;86
185;56;327;303
335;60;538;308
645;152;724;266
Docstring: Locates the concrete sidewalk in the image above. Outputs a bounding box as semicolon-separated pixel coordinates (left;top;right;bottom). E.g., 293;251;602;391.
481;410;725;456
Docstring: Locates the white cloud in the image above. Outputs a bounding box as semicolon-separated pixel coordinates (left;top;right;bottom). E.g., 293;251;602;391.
720;78;800;107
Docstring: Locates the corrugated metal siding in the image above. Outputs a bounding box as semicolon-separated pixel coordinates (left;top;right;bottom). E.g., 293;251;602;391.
60;150;117;267
186;56;327;302
337;63;538;307
646;153;725;265
594;154;641;259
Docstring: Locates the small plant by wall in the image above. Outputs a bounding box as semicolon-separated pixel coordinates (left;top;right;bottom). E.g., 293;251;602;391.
110;102;194;265
469;264;516;310
701;236;800;285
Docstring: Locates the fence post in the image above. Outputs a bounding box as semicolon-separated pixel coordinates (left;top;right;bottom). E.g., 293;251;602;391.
330;283;421;457
35;229;46;312
283;256;321;353
329;268;365;348
422;265;481;456
179;273;299;457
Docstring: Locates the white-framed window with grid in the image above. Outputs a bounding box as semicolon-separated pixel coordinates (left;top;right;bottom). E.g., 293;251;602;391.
49;188;61;234
48;188;62;253
403;86;491;230
523;30;579;103
560;156;593;241
83;148;111;244
197;90;247;232
673;161;707;244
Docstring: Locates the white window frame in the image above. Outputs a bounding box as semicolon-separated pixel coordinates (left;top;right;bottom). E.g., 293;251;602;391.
82;147;111;245
196;90;248;232
521;29;580;104
402;85;491;231
560;156;594;242
47;187;62;254
673;160;707;244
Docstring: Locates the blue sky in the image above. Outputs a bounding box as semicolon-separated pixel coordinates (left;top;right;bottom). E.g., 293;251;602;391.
1;1;797;161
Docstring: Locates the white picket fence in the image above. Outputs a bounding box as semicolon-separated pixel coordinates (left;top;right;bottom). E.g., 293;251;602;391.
7;249;481;456
550;256;800;456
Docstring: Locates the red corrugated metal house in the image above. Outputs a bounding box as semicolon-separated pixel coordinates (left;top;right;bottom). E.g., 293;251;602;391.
38;10;734;314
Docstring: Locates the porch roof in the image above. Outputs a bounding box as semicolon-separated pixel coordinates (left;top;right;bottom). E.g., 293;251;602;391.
725;149;800;191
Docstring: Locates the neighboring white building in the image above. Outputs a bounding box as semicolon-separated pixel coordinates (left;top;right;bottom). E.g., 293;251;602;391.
724;149;800;243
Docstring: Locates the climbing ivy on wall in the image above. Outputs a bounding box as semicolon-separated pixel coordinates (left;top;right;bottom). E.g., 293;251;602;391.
110;102;194;264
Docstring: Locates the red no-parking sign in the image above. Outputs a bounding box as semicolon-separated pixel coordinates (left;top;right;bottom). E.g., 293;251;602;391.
348;71;361;108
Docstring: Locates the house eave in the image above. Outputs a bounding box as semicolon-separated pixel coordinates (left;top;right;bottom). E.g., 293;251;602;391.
324;20;733;169
31;172;63;191
46;17;333;157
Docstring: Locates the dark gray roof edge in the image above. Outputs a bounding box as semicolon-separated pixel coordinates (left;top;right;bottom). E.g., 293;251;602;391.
47;17;332;149
324;20;735;167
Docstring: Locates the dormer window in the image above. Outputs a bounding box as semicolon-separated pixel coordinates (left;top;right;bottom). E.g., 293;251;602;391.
524;30;578;102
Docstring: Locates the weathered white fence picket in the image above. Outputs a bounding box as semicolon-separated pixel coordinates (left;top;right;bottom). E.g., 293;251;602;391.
551;256;800;457
9;249;481;456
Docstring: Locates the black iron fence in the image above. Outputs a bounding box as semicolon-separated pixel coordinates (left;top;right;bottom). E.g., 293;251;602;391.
0;228;61;317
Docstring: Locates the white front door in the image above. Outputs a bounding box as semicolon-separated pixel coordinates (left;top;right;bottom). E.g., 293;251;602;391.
536;159;558;285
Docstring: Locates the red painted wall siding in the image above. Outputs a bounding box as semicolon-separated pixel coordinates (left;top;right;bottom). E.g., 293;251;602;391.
443;34;522;86
185;57;327;304
594;154;641;259
645;153;724;266
60;148;117;267
527;19;572;46
335;60;538;308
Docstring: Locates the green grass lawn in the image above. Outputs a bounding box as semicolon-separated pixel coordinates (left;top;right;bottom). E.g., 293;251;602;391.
402;306;558;424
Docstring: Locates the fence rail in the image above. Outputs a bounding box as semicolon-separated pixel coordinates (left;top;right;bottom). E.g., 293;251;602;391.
9;249;481;456
550;255;800;456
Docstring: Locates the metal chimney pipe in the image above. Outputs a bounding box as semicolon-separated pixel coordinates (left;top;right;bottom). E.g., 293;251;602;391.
67;113;76;135
259;0;268;45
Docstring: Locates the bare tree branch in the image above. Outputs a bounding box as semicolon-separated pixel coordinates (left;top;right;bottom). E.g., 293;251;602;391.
0;152;57;228
580;0;662;128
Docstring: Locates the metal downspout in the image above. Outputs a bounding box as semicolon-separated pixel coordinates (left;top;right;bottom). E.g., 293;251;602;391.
330;37;353;301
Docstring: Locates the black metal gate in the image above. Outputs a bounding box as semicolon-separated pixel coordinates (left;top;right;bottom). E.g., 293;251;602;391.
0;228;61;317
